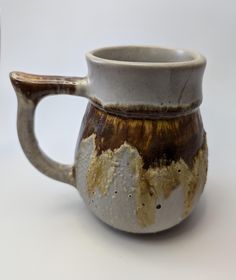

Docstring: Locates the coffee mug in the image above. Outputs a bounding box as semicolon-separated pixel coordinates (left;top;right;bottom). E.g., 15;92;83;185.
10;45;208;233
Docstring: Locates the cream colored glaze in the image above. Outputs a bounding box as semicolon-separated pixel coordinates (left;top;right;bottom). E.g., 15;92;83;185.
84;134;207;228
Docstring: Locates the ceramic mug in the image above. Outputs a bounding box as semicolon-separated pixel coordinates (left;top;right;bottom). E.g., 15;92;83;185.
10;45;208;233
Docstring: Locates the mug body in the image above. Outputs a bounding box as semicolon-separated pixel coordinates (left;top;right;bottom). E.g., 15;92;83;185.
74;46;207;233
75;103;207;233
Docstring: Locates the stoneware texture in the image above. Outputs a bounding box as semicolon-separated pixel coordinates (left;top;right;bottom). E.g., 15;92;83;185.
10;45;208;233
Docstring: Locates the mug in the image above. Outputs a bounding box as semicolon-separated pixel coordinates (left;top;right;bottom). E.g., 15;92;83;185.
10;45;208;233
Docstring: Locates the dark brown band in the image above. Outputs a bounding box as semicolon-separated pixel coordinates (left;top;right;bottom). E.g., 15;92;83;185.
79;103;205;169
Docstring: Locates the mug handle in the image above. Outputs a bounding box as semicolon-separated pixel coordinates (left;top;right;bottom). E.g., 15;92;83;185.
10;71;89;187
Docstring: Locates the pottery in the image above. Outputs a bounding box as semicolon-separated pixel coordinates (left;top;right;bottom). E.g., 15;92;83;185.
10;45;208;233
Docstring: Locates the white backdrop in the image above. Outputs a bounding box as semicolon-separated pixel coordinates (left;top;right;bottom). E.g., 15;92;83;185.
0;0;235;279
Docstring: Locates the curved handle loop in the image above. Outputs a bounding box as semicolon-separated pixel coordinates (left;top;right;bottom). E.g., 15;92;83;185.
10;71;89;187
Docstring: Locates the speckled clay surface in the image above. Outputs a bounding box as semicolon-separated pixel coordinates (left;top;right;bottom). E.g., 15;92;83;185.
10;45;208;233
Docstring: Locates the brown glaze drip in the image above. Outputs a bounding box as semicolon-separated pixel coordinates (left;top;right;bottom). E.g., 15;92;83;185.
78;103;205;169
90;97;201;119
10;72;78;104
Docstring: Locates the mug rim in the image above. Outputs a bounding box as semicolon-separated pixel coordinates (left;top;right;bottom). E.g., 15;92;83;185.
86;45;206;68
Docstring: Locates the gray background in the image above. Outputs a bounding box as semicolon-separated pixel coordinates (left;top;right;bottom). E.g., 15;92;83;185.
0;0;235;279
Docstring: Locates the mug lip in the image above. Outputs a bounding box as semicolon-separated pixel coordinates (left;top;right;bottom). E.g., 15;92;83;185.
86;45;206;68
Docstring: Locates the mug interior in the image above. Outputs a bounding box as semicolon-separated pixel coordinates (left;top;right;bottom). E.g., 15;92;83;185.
90;46;196;64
